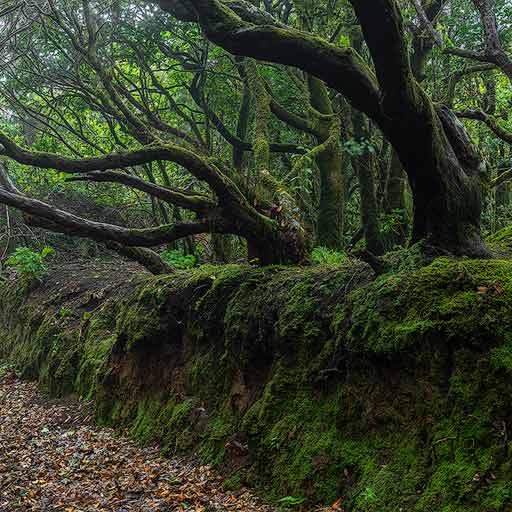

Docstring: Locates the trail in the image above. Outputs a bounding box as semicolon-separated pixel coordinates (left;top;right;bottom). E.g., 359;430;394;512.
0;372;274;512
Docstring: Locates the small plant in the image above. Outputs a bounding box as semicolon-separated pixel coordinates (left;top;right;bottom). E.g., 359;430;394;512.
277;495;306;508
361;486;378;503
58;307;74;319
160;249;197;269
311;246;346;266
342;137;376;156
379;208;406;236
4;246;54;281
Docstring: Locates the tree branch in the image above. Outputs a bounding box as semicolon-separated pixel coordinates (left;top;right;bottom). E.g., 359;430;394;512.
471;0;512;82
66;170;216;213
0;162;175;274
491;168;512;188
269;95;318;136
411;0;444;47
0;131;243;204
106;242;174;275
348;0;418;120
189;75;306;154
445;64;495;107
456;110;512;144
0;188;228;247
161;0;384;127
414;0;512;83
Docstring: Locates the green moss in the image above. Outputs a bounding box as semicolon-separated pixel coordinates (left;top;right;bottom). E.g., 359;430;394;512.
223;471;243;491
343;258;512;353
246;59;271;175
487;226;512;254
2;256;512;509
131;399;163;441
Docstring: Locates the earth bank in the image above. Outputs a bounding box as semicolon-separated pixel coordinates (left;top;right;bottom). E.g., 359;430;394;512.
1;245;512;511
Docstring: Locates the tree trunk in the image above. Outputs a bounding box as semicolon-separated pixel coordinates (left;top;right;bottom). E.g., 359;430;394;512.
398;105;487;256
351;111;384;256
307;77;345;250
384;149;409;247
247;225;307;265
212;233;233;262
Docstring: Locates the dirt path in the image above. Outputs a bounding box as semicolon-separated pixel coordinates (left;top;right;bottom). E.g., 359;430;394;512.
0;372;275;512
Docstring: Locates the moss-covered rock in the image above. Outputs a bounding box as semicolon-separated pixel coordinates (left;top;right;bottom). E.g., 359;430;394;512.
1;257;512;510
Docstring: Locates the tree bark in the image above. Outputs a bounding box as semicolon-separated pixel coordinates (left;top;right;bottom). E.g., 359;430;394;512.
351;110;384;256
247;223;306;265
307;77;345;250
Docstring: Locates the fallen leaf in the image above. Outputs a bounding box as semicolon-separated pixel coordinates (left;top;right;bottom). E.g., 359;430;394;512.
332;497;343;510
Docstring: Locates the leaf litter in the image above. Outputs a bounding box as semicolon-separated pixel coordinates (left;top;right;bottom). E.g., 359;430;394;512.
0;372;276;512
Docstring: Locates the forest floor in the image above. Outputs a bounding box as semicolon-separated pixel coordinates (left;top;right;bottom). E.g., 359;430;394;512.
0;371;276;512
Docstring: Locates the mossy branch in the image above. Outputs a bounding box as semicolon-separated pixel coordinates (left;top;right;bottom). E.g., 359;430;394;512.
290;115;341;177
456;110;512;145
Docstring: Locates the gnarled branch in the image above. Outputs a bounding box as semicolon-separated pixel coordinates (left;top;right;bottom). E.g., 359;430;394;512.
66;170;216;213
456;110;512;145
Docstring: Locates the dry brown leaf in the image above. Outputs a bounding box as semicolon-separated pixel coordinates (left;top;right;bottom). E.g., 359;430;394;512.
331;497;343;510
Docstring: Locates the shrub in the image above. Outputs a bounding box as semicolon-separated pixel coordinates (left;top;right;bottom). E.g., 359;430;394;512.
4;246;54;281
160;249;197;269
311;246;346;266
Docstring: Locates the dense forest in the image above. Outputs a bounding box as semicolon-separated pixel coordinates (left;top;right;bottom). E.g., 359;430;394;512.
0;0;510;266
0;0;512;511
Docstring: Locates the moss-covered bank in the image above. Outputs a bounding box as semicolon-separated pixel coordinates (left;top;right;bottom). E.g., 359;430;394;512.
1;255;512;511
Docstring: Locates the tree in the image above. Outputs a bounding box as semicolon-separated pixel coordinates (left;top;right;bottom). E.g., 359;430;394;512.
159;0;489;257
2;0;511;263
0;0;317;266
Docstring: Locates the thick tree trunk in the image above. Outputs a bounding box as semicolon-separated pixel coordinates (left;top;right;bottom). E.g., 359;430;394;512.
212;233;233;262
398;106;487;256
307;77;345;250
247;225;306;265
315;143;344;249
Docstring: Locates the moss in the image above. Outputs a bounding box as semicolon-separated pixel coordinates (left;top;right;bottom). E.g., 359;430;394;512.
199;417;234;465
131;399;163;442
343;257;512;353
246;59;271;176
2;256;512;509
223;471;243;491
487;226;512;254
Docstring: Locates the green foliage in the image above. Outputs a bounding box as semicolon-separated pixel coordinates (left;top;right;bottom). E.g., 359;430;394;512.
379;209;406;236
58;307;74;319
4;246;54;281
311;246;346;266
160;249;197;269
277;495;306;508
341;137;375;157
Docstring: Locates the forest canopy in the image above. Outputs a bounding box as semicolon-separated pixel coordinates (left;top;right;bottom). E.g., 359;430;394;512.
0;0;511;270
